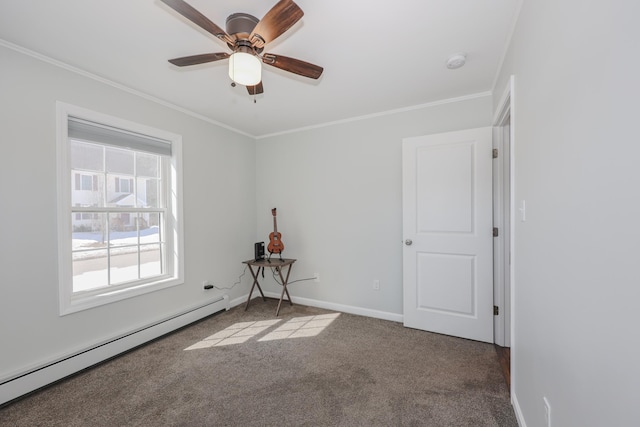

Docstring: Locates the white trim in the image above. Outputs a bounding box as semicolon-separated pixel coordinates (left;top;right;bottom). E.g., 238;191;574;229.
257;92;493;139
508;76;516;395
0;297;230;406
512;391;527;427
56;102;185;315
260;292;403;323
492;75;516;396
2;39;493;140
492;77;514;348
492;127;507;347
0;39;253;138
493;76;514;125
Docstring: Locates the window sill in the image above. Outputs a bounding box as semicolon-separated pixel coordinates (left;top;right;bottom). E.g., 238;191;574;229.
60;276;183;316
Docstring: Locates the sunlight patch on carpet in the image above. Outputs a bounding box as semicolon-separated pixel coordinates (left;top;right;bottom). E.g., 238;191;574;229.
184;319;281;350
259;313;340;341
183;313;341;350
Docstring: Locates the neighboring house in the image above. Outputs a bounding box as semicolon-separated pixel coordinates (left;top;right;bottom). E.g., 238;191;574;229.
70;141;159;232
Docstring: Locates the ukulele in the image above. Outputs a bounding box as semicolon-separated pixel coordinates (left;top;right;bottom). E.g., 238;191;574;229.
267;208;284;254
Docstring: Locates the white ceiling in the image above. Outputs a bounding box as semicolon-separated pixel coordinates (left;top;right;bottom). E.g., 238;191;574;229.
0;0;521;138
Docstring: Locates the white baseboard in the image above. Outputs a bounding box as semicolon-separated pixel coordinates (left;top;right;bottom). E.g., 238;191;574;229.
512;390;526;427
0;295;229;406
228;294;250;310
259;291;404;323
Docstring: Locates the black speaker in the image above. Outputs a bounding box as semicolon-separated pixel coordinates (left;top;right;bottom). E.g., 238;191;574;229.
254;242;265;261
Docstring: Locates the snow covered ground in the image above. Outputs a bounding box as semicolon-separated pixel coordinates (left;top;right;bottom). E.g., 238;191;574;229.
73;226;161;257
72;226;163;291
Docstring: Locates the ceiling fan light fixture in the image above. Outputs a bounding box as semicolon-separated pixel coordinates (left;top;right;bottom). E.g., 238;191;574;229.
162;0;322;95
229;51;262;86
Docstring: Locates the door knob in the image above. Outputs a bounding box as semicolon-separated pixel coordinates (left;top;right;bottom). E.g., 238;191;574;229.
405;239;413;246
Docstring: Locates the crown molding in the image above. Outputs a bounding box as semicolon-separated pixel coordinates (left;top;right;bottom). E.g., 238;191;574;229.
0;38;255;138
256;91;493;139
2;38;494;141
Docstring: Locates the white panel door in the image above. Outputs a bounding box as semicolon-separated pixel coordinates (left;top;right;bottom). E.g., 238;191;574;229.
402;127;493;343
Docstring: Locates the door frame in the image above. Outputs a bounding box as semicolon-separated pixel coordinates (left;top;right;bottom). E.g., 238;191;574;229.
492;76;515;351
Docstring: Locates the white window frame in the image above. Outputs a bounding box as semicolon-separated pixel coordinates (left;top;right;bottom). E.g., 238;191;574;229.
56;102;184;315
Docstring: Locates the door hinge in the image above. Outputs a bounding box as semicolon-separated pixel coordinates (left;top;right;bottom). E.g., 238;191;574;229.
494;305;499;315
493;227;499;237
492;148;499;159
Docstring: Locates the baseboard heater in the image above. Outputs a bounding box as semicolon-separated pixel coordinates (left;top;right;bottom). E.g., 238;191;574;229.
0;295;229;406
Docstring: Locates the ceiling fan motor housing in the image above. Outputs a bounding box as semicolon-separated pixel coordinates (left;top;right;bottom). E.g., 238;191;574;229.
226;13;263;52
226;13;258;35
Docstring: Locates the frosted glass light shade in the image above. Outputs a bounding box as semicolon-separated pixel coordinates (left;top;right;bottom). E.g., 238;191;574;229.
228;52;261;86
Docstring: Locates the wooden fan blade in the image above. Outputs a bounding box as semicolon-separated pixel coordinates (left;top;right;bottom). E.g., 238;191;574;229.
168;52;230;66
262;54;323;79
160;0;232;44
250;0;304;48
247;81;264;95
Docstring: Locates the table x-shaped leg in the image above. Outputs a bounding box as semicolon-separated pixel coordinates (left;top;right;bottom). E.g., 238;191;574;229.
245;265;266;311
275;263;294;316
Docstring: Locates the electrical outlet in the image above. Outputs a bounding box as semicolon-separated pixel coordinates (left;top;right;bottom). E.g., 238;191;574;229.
373;279;380;290
543;396;551;427
313;273;320;283
202;280;213;290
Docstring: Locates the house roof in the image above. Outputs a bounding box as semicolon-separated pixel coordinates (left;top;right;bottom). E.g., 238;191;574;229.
110;193;147;208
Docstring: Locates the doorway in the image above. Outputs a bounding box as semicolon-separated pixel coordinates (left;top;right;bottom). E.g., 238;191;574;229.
492;75;514;390
493;116;511;347
401;77;515;369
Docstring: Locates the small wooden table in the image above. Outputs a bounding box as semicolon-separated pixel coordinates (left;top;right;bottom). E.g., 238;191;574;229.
243;258;297;316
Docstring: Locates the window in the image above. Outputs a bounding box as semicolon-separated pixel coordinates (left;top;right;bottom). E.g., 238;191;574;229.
114;177;134;194
57;103;183;315
75;173;98;191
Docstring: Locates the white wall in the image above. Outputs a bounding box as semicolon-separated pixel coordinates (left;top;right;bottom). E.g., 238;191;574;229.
255;96;492;318
0;45;256;380
494;1;640;425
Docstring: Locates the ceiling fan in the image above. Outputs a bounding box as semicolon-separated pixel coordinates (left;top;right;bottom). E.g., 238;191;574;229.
160;0;324;96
